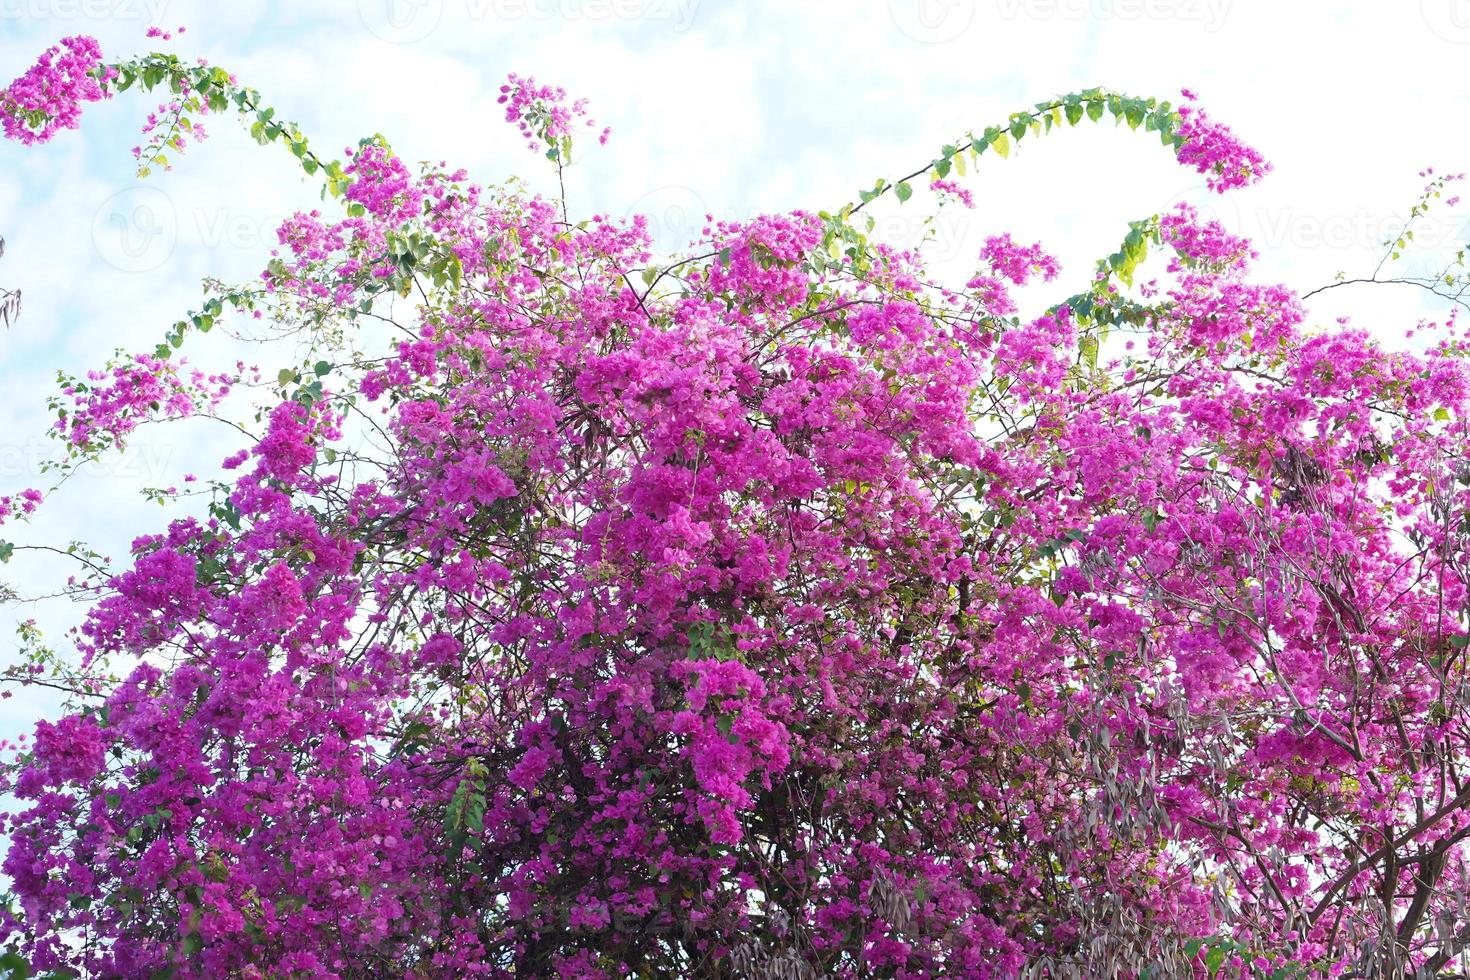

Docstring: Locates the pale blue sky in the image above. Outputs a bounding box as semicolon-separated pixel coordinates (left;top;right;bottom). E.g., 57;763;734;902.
2;0;1469;745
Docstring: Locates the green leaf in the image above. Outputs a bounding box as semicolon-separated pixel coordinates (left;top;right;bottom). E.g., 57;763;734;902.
1086;99;1105;122
992;133;1010;159
0;950;31;980
894;181;913;203
465;793;486;834
444;779;470;833
1079;334;1099;370
0;541;13;564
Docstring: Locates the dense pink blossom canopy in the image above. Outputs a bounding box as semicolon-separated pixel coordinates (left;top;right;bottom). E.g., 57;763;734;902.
4;34;1470;980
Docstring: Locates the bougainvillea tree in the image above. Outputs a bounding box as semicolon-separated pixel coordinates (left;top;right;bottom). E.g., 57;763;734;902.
4;31;1470;980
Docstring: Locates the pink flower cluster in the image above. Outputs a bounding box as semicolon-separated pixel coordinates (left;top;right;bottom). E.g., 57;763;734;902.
343;141;425;225
1159;201;1256;270
979;232;1060;285
929;177;976;208
0;35;111;145
497;71;610;157
1175;90;1271;192
21;714;106;788
132;94;210;170
0;487;43;526
53;354;234;453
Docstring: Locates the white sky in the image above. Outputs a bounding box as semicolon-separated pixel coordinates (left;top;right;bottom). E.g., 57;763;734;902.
2;0;1470;743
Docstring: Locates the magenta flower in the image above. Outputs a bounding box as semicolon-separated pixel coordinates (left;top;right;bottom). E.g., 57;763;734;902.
1;35;111;145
